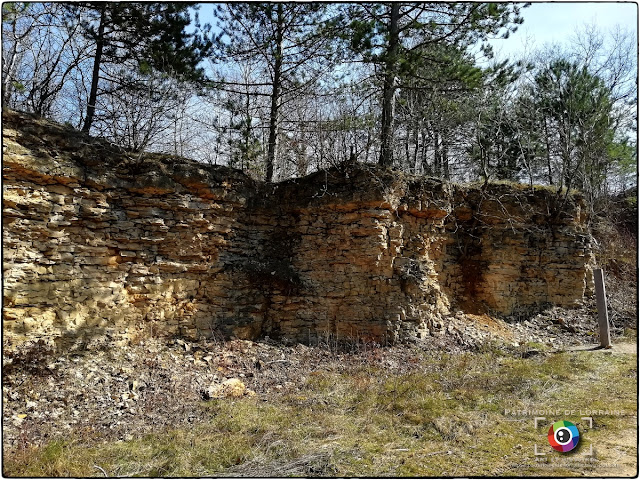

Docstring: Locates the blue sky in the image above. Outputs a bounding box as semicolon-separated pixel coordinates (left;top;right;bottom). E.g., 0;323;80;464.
489;2;638;59
195;2;638;58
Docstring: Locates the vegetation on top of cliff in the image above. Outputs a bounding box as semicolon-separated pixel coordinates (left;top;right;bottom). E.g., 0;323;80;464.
4;108;586;221
2;109;258;197
2;2;635;206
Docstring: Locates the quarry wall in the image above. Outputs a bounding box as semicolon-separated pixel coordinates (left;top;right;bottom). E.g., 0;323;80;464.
2;111;595;350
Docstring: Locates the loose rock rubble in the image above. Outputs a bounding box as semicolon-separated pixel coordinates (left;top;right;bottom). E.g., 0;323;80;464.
2;304;616;454
4;110;595;349
204;378;256;399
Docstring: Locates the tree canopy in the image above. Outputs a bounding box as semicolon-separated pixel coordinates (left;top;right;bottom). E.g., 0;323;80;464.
2;2;636;203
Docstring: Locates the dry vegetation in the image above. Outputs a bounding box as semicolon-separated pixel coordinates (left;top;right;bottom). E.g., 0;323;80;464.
3;198;637;478
592;194;638;334
3;323;637;477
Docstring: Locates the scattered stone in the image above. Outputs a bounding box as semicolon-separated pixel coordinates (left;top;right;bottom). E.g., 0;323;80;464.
204;378;255;400
4;111;595;351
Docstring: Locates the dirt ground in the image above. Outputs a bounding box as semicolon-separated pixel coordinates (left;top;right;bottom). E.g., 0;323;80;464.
3;300;635;453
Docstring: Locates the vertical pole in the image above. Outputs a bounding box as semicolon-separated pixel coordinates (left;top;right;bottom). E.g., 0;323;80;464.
593;268;611;348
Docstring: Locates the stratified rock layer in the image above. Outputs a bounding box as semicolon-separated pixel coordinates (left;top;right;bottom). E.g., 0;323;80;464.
2;111;595;349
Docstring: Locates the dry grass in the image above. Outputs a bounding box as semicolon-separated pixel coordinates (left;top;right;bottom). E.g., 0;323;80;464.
4;344;636;477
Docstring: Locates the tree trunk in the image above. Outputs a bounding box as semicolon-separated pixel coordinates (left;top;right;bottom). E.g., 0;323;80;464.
2;12;29;109
82;5;106;133
365;127;372;163
412;125;419;174
543;118;553;185
433;129;441;177
379;3;399;167
2;36;19;108
404;129;410;168
420;129;428;174
442;139;450;180
242;89;251;172
265;4;284;182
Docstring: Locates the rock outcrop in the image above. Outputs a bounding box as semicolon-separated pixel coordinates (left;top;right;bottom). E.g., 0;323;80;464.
2;111;595;349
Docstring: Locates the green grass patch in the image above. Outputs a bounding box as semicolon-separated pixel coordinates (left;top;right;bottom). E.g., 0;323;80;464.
4;347;636;477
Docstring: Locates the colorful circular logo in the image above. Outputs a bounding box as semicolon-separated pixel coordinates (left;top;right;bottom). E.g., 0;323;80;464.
548;420;580;452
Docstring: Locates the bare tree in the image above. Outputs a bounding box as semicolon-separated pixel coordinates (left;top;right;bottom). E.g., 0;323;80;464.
93;67;185;153
2;3;90;114
214;3;341;181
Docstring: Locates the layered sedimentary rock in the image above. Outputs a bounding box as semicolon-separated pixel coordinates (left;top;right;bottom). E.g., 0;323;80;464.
2;111;595;349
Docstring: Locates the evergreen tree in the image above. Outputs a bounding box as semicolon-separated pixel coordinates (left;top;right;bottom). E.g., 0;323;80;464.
467;61;529;183
213;3;340;181
397;42;484;178
531;60;615;196
342;2;525;167
62;2;212;132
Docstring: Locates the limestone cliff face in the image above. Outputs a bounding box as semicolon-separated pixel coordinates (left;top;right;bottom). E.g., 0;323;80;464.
2;111;595;349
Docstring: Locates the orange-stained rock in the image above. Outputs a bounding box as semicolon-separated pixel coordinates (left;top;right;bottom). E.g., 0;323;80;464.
2;110;595;350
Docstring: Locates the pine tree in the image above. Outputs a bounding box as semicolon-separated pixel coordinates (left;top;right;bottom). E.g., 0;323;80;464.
342;2;525;167
213;3;340;181
530;59;616;200
63;2;212;132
